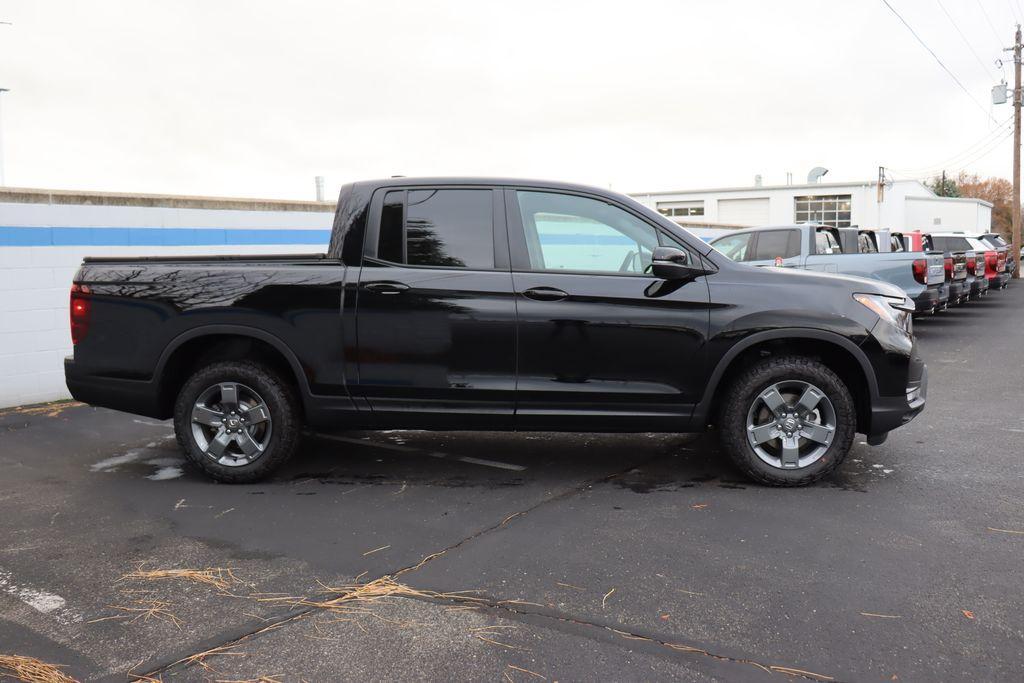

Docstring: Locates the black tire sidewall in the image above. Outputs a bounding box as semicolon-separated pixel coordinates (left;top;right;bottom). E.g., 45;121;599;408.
719;356;856;487
173;360;300;483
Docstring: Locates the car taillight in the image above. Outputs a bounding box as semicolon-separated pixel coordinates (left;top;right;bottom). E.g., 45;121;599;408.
985;251;998;274
997;252;1007;271
912;258;928;285
966;256;977;275
70;284;91;345
943;257;952;280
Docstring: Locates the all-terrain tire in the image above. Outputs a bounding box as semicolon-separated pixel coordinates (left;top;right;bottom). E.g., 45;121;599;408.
173;360;302;483
718;355;856;487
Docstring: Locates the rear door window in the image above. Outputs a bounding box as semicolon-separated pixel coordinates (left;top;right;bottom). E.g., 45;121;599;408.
375;189;495;269
752;230;800;260
857;233;877;254
712;233;754;261
815;229;842;254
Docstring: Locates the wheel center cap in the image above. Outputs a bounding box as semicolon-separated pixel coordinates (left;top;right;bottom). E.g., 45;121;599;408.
226;417;240;428
783;418;797;431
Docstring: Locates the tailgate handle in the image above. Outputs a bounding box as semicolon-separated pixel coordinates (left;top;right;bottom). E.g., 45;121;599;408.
522;286;569;302
363;281;409;295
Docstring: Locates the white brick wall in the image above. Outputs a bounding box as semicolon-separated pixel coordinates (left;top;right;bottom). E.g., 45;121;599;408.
0;200;332;409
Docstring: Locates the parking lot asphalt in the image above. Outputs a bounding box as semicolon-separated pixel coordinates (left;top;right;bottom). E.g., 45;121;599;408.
2;286;1023;682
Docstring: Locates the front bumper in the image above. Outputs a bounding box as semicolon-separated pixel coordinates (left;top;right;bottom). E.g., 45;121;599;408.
869;355;927;437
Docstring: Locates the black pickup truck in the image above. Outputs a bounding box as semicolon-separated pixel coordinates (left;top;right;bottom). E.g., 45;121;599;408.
65;177;926;486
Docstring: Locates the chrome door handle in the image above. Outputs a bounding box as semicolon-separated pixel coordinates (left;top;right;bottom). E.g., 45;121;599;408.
522;286;569;302
362;281;409;295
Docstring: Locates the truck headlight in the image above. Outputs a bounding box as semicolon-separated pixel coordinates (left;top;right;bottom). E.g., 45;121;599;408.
853;293;913;332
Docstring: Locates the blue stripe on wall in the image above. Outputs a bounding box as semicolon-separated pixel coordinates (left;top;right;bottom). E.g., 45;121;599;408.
0;226;333;247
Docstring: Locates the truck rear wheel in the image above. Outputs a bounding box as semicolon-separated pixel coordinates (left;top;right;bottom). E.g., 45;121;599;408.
173;360;302;483
718;356;855;487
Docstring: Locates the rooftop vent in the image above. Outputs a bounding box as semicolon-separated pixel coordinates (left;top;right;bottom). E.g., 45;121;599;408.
807;167;829;184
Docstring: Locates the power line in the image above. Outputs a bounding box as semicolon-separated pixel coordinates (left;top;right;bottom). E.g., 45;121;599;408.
892;114;1013;175
1009;0;1023;24
977;0;1005;43
880;0;997;123
935;0;998;79
892;125;1014;179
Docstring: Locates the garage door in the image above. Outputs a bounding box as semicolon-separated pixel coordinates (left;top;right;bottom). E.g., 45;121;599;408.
717;198;770;226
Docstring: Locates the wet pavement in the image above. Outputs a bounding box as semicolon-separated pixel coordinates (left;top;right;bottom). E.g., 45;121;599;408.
1;286;1023;681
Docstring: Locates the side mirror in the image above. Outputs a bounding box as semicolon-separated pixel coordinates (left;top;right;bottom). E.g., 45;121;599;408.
650;246;707;280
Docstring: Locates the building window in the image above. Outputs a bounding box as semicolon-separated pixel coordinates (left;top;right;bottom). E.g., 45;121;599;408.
794;195;852;228
657;200;705;217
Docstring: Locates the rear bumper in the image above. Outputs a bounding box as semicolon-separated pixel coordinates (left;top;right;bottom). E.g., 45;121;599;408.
64;357;165;419
948;280;968;304
970;277;989;297
911;287;941;314
993;272;1011;289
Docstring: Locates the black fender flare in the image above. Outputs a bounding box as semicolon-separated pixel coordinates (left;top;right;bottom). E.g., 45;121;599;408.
154;324;314;403
690;328;879;424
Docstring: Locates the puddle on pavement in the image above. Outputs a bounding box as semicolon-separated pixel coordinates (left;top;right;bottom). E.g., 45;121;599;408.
90;435;186;481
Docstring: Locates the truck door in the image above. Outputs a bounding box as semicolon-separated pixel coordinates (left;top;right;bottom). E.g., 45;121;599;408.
354;186;516;428
505;188;711;431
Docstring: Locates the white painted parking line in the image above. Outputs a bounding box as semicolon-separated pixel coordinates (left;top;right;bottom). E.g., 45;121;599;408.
314;434;526;471
0;567;80;625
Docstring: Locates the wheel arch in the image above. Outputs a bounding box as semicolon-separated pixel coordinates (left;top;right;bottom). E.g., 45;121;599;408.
155;325;312;418
695;329;878;434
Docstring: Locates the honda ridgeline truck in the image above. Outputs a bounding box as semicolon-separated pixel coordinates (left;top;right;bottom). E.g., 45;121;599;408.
66;178;927;487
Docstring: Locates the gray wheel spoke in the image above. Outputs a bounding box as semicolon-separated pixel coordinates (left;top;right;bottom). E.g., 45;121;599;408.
191;405;224;427
192;380;273;468
235;431;261;457
207;430;232;457
243;403;271;425
759;386;788;416
799;421;834;445
749;423;780;445
780;435;801;468
795;386;824;416
219;383;240;411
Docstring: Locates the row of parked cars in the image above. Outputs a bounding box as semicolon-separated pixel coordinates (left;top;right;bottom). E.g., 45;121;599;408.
708;224;1015;314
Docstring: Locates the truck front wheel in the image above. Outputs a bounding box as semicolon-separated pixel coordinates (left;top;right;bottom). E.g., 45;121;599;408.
173;360;302;483
718;356;856;486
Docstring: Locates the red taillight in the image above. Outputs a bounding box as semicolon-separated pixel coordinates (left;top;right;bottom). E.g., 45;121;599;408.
966;256;977;275
912;258;928;285
70;284;91;345
943;257;953;280
985;251;998;275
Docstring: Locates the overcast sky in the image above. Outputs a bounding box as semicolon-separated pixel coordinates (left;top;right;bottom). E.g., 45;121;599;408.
0;0;1021;200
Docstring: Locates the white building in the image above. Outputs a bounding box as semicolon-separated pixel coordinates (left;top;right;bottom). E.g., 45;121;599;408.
631;178;992;235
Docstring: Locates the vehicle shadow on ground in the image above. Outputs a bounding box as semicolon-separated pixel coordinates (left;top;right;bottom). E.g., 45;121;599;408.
97;427;888;497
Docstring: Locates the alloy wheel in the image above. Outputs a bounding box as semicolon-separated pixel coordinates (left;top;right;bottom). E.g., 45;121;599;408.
190;382;273;467
745;380;837;470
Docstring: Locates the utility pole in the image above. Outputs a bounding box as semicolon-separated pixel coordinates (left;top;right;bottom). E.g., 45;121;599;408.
1013;26;1022;278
